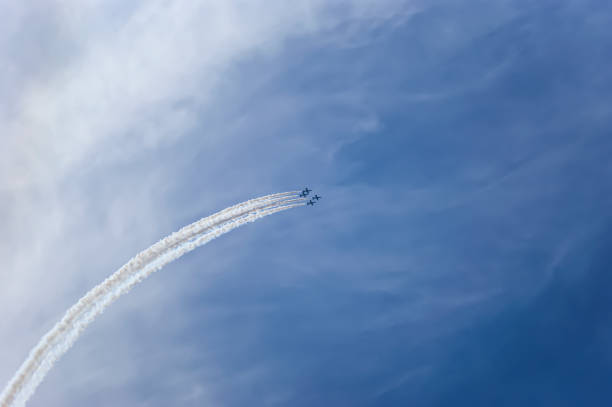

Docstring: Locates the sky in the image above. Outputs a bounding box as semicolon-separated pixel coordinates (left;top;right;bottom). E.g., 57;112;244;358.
1;0;612;406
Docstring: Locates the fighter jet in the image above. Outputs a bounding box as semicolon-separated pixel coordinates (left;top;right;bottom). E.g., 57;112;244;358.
301;187;312;196
312;194;321;201
307;200;315;206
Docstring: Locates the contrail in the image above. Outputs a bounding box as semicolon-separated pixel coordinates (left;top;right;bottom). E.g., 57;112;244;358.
0;192;305;407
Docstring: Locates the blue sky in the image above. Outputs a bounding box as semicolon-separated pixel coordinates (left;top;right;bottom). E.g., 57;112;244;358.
1;1;612;406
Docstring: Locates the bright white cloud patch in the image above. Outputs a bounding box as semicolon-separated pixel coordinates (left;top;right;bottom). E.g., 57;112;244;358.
1;0;414;189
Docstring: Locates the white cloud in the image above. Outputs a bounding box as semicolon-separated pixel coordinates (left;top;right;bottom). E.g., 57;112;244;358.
1;0;415;189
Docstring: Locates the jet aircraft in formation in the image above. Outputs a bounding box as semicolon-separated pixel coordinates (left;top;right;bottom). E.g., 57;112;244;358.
301;188;321;207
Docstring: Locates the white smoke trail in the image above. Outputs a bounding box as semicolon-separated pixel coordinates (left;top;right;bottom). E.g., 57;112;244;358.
3;192;299;405
1;193;305;407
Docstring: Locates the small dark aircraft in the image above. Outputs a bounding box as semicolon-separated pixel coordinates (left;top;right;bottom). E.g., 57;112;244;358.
307;200;315;206
302;187;312;196
312;195;321;201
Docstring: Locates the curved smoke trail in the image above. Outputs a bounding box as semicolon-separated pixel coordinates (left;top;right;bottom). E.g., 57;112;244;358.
0;192;305;407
